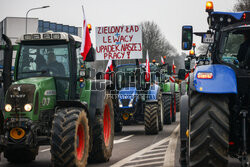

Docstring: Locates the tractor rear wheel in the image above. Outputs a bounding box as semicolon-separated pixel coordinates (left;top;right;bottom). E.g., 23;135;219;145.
89;91;114;162
163;94;172;125
188;92;229;167
172;96;176;122
4;147;38;163
179;95;189;166
144;103;159;135
50;108;89;167
158;99;164;131
176;92;180;112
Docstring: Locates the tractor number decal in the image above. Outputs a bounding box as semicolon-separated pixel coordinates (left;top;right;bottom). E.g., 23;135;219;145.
42;97;51;106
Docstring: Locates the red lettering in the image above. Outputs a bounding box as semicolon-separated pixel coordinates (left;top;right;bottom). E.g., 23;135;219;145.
129;35;133;42
135;26;139;32
103;36;107;43
108;36;112;43
127;52;131;59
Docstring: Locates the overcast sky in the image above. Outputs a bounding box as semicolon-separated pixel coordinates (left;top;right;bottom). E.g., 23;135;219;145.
0;0;237;54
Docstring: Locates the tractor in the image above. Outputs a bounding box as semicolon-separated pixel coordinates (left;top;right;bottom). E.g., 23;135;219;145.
113;61;163;135
150;60;178;125
0;31;114;166
179;1;250;167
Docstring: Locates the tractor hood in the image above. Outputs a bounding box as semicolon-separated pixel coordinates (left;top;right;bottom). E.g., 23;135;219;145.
5;77;56;121
118;87;137;100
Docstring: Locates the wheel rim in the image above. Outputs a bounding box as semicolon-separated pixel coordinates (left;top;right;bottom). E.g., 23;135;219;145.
76;124;85;161
103;104;111;147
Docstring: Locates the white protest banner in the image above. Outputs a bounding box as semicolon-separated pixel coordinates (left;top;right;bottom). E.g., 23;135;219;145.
95;25;142;60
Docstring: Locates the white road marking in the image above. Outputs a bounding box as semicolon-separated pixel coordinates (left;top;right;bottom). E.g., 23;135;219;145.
40;148;50;153
39;135;134;153
114;135;134;144
111;125;180;167
163;124;180;167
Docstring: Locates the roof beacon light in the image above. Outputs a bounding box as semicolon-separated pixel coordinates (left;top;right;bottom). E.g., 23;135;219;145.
206;1;214;13
87;24;92;30
189;50;195;55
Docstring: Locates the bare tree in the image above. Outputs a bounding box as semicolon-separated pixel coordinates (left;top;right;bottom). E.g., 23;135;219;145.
141;21;177;63
234;0;250;11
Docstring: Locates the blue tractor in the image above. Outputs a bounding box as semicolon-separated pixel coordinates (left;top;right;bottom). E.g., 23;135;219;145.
179;2;250;167
114;63;163;135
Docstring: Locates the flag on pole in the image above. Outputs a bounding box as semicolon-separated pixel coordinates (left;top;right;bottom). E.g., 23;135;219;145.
161;56;165;64
80;6;92;61
172;60;176;74
104;60;114;80
145;51;150;82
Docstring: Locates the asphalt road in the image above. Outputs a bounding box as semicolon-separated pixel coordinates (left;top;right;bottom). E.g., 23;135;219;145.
0;112;246;167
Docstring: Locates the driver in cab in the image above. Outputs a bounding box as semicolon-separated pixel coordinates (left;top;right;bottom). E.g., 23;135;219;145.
237;30;250;68
47;52;65;76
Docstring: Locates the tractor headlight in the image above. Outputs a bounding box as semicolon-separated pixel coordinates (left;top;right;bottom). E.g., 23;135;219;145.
128;98;134;108
24;104;32;112
119;100;123;108
5;104;12;112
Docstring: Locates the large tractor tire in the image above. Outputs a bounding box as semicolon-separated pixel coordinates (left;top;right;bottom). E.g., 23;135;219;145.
4;147;38;163
89;92;114;162
50;108;89;167
188;92;229;167
179;95;189;166
172;95;176;122
158;98;164;131
144;103;159;135
162;94;172;125
176;92;180;112
114;119;123;133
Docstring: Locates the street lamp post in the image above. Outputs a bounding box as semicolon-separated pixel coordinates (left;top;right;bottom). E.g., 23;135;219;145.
25;6;50;34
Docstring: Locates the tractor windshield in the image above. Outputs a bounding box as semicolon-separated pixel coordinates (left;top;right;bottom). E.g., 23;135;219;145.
219;28;250;68
116;65;136;90
17;44;70;79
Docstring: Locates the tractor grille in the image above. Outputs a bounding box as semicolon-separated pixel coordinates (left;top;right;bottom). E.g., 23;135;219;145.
121;99;130;106
6;84;36;112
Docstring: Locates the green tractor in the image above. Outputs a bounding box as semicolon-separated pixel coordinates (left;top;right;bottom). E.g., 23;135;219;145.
0;32;114;166
150;61;179;125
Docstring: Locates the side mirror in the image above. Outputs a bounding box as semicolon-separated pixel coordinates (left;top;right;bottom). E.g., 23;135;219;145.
178;69;186;80
182;26;193;50
85;46;96;62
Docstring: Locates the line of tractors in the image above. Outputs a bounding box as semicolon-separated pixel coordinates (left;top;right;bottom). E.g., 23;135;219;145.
0;22;181;166
1;1;250;167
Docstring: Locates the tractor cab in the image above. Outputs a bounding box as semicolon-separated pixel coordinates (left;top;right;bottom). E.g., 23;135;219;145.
12;32;91;101
115;64;146;109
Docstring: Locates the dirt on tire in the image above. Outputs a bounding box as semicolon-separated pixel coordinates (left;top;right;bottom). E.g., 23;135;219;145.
50;108;90;167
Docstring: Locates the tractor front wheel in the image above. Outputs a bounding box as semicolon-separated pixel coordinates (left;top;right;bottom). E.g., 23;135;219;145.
50;108;89;167
188;92;229;167
144;103;159;135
